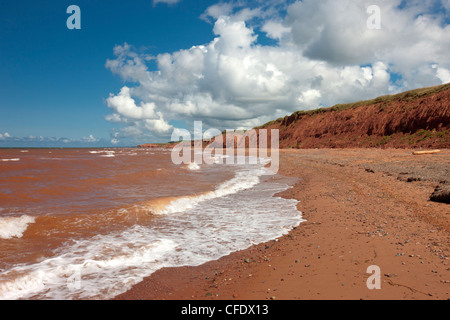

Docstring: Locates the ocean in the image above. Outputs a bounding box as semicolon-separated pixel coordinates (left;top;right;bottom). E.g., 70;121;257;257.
0;148;303;299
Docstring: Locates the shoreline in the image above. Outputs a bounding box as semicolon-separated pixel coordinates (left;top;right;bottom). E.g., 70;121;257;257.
114;148;449;300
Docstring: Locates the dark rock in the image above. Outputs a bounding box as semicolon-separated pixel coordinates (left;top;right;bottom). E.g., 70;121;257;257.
430;183;450;204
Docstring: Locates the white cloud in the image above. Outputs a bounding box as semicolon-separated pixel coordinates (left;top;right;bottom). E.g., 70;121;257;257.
104;0;450;141
106;86;157;120
284;0;450;79
297;89;322;109
105;43;153;84
0;133;107;146
144;112;173;134
153;0;181;6
212;16;258;53
443;0;450;11
83;134;99;143
201;3;234;21
432;64;450;83
262;20;291;40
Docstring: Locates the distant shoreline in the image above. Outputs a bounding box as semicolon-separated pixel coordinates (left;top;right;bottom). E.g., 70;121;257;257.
0;146;136;149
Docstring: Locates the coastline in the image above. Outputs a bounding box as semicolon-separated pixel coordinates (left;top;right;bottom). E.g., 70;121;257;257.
114;148;449;300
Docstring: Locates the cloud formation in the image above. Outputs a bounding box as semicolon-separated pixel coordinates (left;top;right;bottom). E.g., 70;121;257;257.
105;0;450;143
0;132;10;139
0;133;103;147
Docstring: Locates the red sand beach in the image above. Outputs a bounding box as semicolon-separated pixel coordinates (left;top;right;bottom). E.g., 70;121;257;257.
115;148;449;300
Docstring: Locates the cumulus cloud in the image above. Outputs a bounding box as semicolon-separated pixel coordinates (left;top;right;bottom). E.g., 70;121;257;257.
0;132;11;140
106;86;157;121
105;0;450;142
200;2;234;22
285;0;450;75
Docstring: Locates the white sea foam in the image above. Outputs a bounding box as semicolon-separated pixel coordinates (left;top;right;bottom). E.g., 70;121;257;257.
91;150;116;158
89;150;115;155
0;215;35;240
0;156;303;300
0;158;20;162
0;234;177;300
187;162;200;171
152;166;263;215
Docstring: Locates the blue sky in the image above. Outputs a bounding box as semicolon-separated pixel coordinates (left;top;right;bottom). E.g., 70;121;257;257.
0;0;216;146
1;0;449;147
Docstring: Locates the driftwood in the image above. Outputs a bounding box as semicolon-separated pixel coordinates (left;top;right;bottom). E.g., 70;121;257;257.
412;150;441;155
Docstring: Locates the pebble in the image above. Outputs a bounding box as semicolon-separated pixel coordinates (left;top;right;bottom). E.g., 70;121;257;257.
384;273;397;278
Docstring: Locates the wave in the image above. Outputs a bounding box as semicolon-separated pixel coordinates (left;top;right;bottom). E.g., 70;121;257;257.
187;162;200;171
0;158;20;162
89;150;115;154
0;154;303;300
0;173;302;300
0;215;36;240
0;234;177;300
89;150;116;157
146;167;263;215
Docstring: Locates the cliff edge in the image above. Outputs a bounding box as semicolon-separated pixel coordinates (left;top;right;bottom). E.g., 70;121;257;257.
257;83;450;149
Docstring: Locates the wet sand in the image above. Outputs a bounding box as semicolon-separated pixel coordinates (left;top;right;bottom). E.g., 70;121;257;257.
115;148;449;300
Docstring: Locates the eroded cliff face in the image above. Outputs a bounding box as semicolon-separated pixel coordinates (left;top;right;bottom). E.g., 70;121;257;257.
259;83;450;149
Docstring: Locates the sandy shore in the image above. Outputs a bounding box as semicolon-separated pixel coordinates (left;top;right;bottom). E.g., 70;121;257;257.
115;149;449;300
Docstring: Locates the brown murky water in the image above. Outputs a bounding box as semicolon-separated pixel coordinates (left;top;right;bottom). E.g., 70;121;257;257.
0;148;302;299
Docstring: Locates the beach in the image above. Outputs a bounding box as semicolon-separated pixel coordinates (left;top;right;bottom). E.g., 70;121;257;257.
115;148;449;300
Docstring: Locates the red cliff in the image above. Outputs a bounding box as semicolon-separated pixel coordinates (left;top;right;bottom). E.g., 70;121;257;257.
257;83;450;149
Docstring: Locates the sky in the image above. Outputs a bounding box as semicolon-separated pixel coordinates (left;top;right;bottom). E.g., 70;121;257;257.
1;0;450;147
